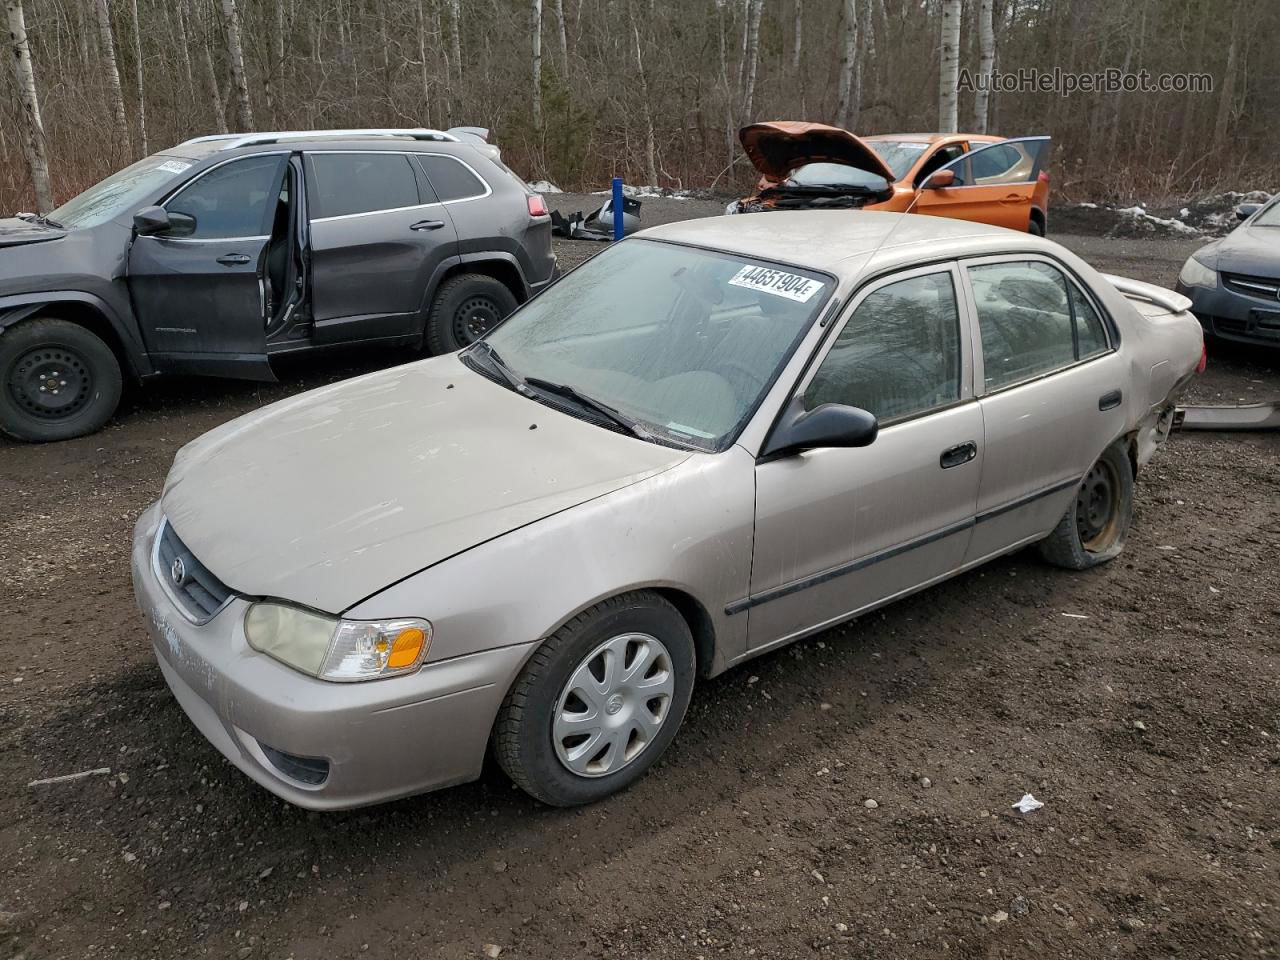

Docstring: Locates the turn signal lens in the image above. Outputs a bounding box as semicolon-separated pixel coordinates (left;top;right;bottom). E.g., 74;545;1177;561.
387;627;428;669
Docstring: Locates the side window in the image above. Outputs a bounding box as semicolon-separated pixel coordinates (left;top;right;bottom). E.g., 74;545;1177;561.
1071;284;1110;358
969;261;1077;390
417;155;488;201
308;153;421;219
914;144;966;186
164;155;285;239
805;271;961;422
970;144;1019;180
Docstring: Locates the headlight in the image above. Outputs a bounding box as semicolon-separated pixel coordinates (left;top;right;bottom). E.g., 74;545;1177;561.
244;602;431;682
1178;255;1217;289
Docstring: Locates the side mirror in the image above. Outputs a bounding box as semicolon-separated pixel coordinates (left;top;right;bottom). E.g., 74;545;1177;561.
133;205;172;235
762;398;878;459
923;169;956;189
166;211;197;237
1235;203;1261;221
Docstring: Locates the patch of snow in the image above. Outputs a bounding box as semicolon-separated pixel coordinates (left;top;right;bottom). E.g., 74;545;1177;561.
590;184;695;200
528;180;562;194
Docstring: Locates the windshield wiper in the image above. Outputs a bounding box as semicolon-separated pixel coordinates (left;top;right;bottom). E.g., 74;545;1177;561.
35;215;65;229
523;377;649;439
465;340;525;392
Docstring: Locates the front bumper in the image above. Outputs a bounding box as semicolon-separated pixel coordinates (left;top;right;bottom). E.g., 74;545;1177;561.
130;504;537;810
1176;280;1280;346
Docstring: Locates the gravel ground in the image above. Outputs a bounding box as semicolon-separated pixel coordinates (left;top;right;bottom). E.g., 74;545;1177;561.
1;205;1278;960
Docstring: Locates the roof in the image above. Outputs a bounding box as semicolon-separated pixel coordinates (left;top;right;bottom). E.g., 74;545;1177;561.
640;210;1046;277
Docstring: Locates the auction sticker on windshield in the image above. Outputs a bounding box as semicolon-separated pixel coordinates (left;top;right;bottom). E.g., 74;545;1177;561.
157;160;193;174
728;265;825;303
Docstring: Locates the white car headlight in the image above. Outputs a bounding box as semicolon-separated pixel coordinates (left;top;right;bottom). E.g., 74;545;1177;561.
244;602;431;682
1178;255;1217;289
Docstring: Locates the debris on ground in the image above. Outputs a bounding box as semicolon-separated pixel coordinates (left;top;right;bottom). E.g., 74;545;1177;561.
27;767;111;787
1177;401;1280;432
1012;794;1045;814
550;195;642;240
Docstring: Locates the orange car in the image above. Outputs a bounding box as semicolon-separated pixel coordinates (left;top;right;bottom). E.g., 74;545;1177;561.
731;122;1052;235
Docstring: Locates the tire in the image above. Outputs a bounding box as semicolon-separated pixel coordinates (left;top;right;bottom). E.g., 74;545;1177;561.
0;318;123;443
1036;443;1134;570
494;591;696;807
424;273;519;355
1028;214;1046;237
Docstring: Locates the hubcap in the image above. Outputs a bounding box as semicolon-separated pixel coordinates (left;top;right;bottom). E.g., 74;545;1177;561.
6;347;92;421
453;295;502;345
553;632;675;778
1075;460;1119;551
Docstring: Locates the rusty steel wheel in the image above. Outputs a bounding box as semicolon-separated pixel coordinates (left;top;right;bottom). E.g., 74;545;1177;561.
1037;443;1134;571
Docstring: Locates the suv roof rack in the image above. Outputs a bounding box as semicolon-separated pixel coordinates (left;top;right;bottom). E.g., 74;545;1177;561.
181;128;461;150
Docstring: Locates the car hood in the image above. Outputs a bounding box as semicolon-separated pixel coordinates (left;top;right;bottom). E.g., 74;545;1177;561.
1204;224;1280;276
0;216;66;248
160;353;690;612
739;122;896;183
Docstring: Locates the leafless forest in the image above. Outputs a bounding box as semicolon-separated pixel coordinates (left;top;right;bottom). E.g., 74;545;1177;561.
2;0;1277;214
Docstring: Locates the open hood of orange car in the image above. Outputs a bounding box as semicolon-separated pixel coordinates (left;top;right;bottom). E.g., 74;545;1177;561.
739;122;896;183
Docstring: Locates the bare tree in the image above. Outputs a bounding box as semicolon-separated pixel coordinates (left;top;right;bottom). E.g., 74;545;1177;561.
553;0;569;78
531;0;543;128
742;0;763;117
791;0;802;73
972;0;993;132
5;0;53;212
834;0;857;127
1213;0;1241;147
129;0;147;155
93;0;130;151
219;0;253;130
938;0;961;132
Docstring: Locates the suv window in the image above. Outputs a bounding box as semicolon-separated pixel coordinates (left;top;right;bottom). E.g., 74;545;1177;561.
970;144;1020;180
970;260;1110;390
308;153;422;219
417;155;488;201
914;145;966;186
805;271;962;421
164;155;285;239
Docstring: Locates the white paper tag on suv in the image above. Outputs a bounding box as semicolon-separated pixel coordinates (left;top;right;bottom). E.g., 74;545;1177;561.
728;265;825;303
157;160;192;174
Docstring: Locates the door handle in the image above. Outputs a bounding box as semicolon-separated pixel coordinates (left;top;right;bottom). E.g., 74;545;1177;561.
1098;389;1123;411
216;253;252;265
999;193;1022;203
940;441;978;469
410;219;446;231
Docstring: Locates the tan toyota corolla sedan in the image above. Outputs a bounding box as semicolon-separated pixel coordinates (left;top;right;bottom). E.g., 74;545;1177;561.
132;212;1203;809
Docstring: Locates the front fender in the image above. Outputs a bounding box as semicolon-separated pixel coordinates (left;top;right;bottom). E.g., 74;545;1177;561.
0;289;152;378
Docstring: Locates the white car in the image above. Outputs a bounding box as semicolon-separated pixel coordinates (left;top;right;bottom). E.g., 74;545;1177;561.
132;212;1203;809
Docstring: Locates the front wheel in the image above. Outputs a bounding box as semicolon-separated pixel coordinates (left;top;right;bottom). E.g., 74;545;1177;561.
493;592;696;806
1036;443;1133;569
425;273;519;355
0;318;123;442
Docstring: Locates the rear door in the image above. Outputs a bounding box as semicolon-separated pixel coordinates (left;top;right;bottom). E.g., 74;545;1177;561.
913;137;1051;230
745;265;984;649
961;256;1125;563
305;151;460;344
127;153;287;379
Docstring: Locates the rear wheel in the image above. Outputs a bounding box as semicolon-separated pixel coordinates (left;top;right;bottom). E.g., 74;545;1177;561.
425;273;519;355
1028;212;1046;237
0;318;122;442
1036;443;1133;569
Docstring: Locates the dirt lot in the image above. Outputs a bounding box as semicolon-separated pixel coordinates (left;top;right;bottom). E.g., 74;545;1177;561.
2;208;1278;960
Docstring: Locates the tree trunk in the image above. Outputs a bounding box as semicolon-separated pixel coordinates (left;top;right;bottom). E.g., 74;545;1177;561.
202;38;229;134
448;0;462;122
834;0;857;128
1213;2;1240;146
5;0;54;213
973;0;993;132
93;0;130;151
129;0;147;155
938;0;961;132
531;0;542;128
416;0;431;126
219;0;253;130
790;0;801;73
742;0;763;117
174;0;196;105
553;0;568;79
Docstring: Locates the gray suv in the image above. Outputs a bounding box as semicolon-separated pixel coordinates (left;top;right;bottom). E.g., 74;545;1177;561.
0;128;556;442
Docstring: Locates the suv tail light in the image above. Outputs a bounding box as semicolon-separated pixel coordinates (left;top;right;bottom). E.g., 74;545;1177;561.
1196;343;1208;374
1038;171;1051;184
527;194;549;218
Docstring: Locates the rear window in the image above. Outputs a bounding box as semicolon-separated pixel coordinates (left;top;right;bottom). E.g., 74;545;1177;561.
308;153;422;218
417;155;488;201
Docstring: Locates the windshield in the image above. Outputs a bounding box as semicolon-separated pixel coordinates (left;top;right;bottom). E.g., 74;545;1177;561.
1254;199;1280;226
862;141;928;181
48;155;195;229
784;162;888;190
480;239;833;451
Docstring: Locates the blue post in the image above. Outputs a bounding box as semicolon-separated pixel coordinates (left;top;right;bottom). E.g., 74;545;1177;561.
611;177;625;241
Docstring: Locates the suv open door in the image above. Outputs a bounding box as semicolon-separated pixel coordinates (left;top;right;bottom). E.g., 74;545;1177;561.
912;136;1051;232
126;153;289;380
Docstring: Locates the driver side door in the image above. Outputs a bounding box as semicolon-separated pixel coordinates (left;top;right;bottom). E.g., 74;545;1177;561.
127;153;288;380
743;264;984;650
913;137;1051;230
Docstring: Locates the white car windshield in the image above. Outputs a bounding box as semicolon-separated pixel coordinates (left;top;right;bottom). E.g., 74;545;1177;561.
477;239;833;451
49;154;195;229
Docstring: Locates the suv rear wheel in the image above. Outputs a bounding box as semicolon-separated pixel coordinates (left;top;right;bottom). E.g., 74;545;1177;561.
425;273;518;354
0;318;123;442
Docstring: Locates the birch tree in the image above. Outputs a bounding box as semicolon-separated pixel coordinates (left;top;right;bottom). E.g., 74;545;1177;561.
791;0;802;74
219;0;253;130
742;0;763;117
553;0;569;79
834;0;857;127
5;0;53;213
531;0;543;128
129;0;147;155
938;0;961;132
972;0;993;132
93;0;130;150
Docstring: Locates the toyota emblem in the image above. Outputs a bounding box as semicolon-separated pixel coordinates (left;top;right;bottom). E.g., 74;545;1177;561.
170;557;187;586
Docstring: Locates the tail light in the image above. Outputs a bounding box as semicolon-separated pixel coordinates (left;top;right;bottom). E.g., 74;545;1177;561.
1038;171;1051;184
527;195;549;217
1195;343;1208;374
